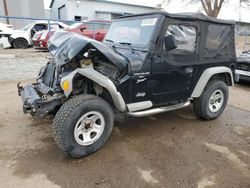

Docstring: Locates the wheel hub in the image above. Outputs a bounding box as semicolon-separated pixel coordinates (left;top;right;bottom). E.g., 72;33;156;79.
84;121;92;130
208;89;224;113
74;111;105;146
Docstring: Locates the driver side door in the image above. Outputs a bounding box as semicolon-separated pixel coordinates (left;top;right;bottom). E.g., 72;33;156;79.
151;21;199;106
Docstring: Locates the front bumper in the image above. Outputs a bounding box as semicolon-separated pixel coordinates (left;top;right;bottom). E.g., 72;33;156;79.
17;82;63;117
235;69;250;77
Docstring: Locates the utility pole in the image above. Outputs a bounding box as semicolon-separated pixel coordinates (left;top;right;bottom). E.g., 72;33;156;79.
239;0;242;21
3;0;9;24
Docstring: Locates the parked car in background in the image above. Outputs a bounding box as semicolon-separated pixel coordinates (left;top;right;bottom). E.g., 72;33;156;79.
0;22;13;35
33;20;111;50
65;20;111;41
235;50;250;82
0;23;13;48
33;30;56;50
7;21;68;49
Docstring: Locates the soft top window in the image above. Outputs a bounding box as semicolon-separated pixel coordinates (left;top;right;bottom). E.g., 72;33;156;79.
165;24;197;53
204;24;232;60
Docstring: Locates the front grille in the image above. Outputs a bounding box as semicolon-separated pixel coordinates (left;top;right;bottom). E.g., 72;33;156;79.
43;63;56;87
37;61;58;88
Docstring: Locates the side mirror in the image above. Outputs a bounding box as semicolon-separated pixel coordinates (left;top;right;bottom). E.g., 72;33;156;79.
80;27;86;32
164;35;177;52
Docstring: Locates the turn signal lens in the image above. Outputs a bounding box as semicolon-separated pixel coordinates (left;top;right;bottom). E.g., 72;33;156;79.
62;80;69;92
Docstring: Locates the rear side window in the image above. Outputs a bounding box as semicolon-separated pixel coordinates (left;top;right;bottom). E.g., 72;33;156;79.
165;24;197;53
204;24;232;59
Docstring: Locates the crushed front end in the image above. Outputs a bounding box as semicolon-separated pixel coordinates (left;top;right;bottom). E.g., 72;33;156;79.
17;59;65;117
17;31;128;117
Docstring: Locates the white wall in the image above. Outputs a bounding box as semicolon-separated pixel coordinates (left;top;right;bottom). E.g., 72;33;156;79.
45;9;52;19
0;0;45;28
51;0;67;19
65;0;159;20
28;0;45;18
0;0;44;18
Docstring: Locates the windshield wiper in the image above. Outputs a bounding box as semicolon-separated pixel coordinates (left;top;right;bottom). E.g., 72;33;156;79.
118;42;135;52
105;39;130;62
105;39;115;44
119;42;132;45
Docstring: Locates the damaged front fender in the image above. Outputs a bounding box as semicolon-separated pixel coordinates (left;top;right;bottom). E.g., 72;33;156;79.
60;64;127;112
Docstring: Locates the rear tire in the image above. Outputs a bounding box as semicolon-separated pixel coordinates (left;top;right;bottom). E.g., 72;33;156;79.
193;80;228;120
13;38;28;49
52;95;114;158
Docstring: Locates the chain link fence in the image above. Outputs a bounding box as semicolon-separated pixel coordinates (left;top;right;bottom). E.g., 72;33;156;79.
0;16;111;48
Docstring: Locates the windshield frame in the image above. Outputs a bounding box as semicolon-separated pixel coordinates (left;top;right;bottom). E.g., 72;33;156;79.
103;15;162;50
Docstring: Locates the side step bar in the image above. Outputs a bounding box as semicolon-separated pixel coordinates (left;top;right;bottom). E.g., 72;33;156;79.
128;101;190;117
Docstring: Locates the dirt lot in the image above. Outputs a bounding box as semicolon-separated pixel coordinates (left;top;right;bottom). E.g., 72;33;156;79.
0;48;49;58
0;79;249;188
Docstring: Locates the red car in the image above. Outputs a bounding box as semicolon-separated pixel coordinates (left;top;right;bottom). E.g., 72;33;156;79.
33;20;110;50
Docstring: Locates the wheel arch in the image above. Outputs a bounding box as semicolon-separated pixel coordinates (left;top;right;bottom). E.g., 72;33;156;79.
191;66;234;98
60;66;127;112
12;37;29;47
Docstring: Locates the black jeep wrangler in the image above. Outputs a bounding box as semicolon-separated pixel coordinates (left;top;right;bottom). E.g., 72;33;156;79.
18;12;236;158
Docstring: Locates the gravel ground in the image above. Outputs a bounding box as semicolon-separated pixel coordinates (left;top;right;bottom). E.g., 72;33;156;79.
0;58;47;81
0;48;50;58
0;48;49;81
0;54;249;187
0;82;249;187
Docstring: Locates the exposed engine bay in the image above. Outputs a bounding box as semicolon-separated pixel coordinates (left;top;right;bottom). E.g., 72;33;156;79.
17;31;128;117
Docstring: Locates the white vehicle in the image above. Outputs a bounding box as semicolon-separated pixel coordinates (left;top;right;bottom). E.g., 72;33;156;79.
7;21;68;49
0;22;13;34
0;23;14;48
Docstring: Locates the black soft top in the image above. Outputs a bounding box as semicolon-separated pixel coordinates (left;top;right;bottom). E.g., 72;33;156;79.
120;11;235;25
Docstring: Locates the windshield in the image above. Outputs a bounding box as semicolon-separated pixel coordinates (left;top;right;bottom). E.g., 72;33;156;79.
21;23;33;31
104;17;158;47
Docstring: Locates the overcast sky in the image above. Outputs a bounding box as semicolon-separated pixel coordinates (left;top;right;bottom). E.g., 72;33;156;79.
44;0;250;22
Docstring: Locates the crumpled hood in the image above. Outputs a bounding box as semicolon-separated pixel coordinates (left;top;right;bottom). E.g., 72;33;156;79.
48;31;128;71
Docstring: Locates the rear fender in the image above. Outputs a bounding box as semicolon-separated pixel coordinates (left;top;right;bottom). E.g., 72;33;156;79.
191;66;234;98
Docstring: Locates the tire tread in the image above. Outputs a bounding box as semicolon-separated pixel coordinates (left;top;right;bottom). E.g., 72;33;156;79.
52;94;113;157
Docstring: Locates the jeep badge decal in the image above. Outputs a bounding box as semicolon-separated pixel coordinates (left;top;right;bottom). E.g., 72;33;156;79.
136;92;146;97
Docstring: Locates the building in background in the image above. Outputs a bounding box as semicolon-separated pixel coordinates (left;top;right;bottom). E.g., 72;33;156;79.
49;0;161;21
235;21;250;55
0;0;45;28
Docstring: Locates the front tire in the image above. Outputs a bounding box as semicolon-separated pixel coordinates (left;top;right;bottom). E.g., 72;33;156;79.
52;95;114;158
193;80;229;120
13;38;28;49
